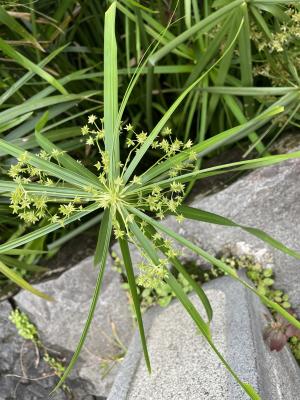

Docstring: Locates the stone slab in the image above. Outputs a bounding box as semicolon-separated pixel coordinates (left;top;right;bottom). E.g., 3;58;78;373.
108;276;300;400
165;155;300;314
0;301;100;400
14;256;134;397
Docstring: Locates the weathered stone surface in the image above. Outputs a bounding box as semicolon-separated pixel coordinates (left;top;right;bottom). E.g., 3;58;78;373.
14;256;134;397
108;276;300;400
165;155;300;313
0;301;100;400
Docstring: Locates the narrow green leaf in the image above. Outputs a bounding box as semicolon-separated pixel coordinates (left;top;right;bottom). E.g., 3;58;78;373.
143;222;213;322
129;148;299;194
0;91;98;126
52;208;112;392
177;205;300;261
0;203;99;254
0;6;43;51
0;139;102;190
35;112;101;187
118;222;151;372
166;272;211;338
0;260;53;301
0;38;67;95
149;0;244;64
104;1;119;181
128;100;288;188
0;44;68;106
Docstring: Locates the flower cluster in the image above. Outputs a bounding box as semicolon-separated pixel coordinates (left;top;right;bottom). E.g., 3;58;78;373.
8;151;83;226
251;7;300;54
8;115;197;289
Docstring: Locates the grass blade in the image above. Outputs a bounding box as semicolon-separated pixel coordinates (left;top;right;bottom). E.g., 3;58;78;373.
104;2;119;181
143;222;213;322
0;139;101;189
0;5;43;51
35;112;101;187
0;38;67;95
51;208;112;392
0;260;53;301
118;220;151;372
0;203;99;254
177;205;300;261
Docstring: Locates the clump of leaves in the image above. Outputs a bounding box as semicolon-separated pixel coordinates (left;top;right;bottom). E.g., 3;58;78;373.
264;311;300;352
9;308;38;342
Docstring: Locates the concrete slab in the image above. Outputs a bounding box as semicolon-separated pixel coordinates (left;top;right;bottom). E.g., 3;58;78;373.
108;276;300;400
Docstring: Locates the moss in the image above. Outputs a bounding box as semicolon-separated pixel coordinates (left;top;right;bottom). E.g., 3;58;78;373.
9;308;69;391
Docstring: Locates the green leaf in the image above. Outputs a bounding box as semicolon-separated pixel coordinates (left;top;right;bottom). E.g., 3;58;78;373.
0;6;43;51
0;91;98;126
104;1;119;181
166;272;211;339
52;208;112;392
118;219;151;372
0;38;67;95
148;0;244;64
0;139;101;190
125;102;288;190
136;150;300;194
0;203;99;254
0;260;53;301
0;44;68;106
143;222;213;322
177;205;300;261
35;112;101;187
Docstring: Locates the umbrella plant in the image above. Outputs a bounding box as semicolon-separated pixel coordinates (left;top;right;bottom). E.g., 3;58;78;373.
1;2;300;399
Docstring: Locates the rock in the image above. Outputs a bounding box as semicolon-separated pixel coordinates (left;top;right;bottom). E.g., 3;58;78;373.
14;256;134;398
162;154;300;314
108;276;300;400
0;301;99;400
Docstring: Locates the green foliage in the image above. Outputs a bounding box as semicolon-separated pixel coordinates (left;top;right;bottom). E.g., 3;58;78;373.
9;308;68;388
9;309;38;341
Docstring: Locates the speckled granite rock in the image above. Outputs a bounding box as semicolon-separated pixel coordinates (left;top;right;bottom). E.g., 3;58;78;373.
165;154;300;314
14;256;134;398
108;276;300;400
0;301;101;400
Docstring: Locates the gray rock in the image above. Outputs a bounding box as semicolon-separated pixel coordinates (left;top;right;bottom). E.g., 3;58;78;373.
108;276;300;400
14;256;134;397
0;301;99;400
163;154;300;313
